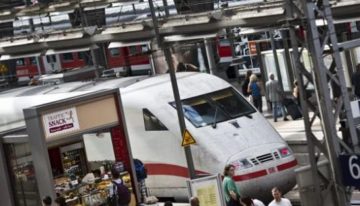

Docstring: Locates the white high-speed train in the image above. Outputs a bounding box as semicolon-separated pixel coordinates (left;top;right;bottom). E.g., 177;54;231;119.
0;72;297;201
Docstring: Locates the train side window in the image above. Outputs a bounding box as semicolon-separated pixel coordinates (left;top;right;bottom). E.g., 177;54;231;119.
143;108;168;131
141;45;148;53
16;59;25;66
62;53;74;61
78;52;85;60
29;57;37;65
129;46;137;55
110;48;120;57
46;55;57;63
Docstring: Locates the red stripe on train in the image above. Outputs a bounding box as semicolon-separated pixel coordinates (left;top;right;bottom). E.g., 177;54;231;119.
277;159;298;171
145;163;209;178
233;170;268;181
233;159;298;182
145;159;298;181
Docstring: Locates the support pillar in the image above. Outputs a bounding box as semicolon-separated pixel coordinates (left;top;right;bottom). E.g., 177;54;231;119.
162;0;170;17
148;0;196;179
90;48;100;78
23;109;55;202
269;30;284;90
342;32;354;84
282;30;295;88
0;142;15;206
35;56;42;76
204;38;216;74
148;42;156;75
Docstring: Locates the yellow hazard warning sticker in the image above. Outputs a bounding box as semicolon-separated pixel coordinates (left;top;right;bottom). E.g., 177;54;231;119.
181;129;196;147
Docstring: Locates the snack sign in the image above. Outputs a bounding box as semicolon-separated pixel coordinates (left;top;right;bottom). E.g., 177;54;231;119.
42;107;80;138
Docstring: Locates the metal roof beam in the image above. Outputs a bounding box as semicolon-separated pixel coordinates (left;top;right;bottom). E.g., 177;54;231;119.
0;29;154;54
1;1;360;55
339;38;360;50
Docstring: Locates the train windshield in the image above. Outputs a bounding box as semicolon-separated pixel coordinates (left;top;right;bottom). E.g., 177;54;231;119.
180;98;228;128
170;88;256;128
209;88;255;118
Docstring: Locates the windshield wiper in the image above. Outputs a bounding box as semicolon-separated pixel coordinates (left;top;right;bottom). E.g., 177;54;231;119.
244;113;253;119
212;107;218;129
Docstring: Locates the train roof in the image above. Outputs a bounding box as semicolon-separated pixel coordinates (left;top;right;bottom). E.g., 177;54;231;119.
0;72;228;134
0;75;148;133
0;75;146;97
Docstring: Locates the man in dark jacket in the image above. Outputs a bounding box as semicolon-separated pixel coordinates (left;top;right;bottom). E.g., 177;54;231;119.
266;73;289;122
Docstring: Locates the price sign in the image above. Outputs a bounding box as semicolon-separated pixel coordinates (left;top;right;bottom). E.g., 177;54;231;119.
339;155;360;187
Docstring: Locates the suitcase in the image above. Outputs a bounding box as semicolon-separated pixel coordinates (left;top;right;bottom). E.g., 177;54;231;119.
284;99;302;120
282;97;294;107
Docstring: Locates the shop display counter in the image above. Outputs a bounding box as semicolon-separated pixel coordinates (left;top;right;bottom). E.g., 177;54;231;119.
54;171;133;206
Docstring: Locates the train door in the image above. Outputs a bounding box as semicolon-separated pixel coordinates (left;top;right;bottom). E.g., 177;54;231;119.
127;45;151;75
42;55;61;73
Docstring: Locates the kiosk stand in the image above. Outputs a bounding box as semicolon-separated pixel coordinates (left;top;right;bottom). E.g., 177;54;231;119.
23;89;140;204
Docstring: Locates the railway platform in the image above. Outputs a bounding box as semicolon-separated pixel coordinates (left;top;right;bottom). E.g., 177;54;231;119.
268;109;360;206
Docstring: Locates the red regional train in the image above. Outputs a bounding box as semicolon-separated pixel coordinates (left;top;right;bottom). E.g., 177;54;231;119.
14;38;233;82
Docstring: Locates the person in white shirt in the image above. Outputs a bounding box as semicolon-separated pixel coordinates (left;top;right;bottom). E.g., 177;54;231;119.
268;187;292;206
253;199;266;206
240;197;265;206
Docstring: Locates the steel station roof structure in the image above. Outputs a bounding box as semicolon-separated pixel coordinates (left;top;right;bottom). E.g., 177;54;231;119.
0;0;136;21
0;0;359;56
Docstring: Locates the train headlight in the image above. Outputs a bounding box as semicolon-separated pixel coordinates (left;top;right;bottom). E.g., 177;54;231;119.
278;147;292;158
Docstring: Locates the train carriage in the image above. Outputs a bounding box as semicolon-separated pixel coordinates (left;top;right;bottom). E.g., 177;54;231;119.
0;72;297;201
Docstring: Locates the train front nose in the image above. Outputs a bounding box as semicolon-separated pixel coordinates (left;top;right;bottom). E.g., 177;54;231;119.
227;144;298;202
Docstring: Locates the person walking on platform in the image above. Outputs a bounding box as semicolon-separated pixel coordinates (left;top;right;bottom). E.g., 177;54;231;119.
223;164;241;206
240;197;265;206
248;74;263;113
352;63;360;99
266;73;289;122
268;187;292;206
292;80;300;108
242;70;253;97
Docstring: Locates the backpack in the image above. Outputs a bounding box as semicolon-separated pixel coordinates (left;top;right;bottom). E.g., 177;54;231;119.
108;181;131;206
134;159;147;181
